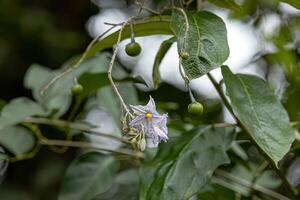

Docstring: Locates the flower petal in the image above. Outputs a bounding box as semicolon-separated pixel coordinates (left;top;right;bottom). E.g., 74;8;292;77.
154;126;168;142
146;96;156;111
130;105;147;115
129;114;145;127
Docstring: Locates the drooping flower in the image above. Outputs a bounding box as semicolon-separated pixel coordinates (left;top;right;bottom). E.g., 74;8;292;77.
129;96;168;146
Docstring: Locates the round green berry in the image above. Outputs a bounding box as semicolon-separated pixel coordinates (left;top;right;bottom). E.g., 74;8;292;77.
71;84;83;95
180;51;189;60
188;101;204;115
125;41;141;57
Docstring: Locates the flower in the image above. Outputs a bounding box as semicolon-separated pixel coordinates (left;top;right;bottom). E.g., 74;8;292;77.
129;96;168;146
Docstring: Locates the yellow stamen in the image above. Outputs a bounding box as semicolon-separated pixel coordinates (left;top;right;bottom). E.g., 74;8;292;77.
145;112;152;118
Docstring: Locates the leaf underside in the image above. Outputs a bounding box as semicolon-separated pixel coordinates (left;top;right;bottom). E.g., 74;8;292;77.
222;66;294;165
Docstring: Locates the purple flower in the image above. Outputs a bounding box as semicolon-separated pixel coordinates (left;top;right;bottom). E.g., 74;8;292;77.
129;96;168;146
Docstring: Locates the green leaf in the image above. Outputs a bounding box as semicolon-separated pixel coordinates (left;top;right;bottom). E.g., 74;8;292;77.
171;10;229;80
0;99;6;111
0;97;46;130
198;184;235;200
24;54;122;115
152;37;175;89
85;16;172;59
221;66;294;165
89;83;138;123
0;126;35;155
140;126;235;200
281;0;300;10
59;152;118;200
206;0;242;13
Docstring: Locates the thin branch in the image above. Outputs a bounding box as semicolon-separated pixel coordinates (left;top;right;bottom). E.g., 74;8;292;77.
207;72;298;199
214;169;291;200
172;7;189;52
107;20;134;118
135;1;161;15
197;0;204;10
39;138;143;158
39;25;117;96
24;117;130;144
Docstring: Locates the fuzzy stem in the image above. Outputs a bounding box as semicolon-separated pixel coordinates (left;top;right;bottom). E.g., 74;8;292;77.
107;20;134;118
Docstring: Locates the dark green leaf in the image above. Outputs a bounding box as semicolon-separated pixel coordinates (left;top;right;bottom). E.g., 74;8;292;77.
222;66;294;165
0;100;6;112
59;152;118;200
281;0;300;10
0;97;46;130
171;10;229;79
198;184;235;200
140;126;235;200
152;37;176;89
0;126;35;155
86;16;172;59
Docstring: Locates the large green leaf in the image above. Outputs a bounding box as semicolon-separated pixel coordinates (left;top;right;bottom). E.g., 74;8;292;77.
140;126;235;200
152;37;175;89
0;97;46;130
281;0;300;10
59;152;118;200
85;16;172;59
222;66;294;165
0;126;35;155
171;10;229;79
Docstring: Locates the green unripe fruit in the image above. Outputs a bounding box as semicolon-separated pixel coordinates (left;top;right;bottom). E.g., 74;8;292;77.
188;101;204;115
180;51;189;60
125;41;141;57
71;84;83;95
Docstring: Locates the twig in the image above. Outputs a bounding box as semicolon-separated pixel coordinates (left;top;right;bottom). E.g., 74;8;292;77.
135;1;160;15
207;72;298;199
39;25;117;96
197;0;204;10
24;117;130;144
107;20;134;118
249;161;269;197
214;169;291;200
39;138;143;158
173;7;189;52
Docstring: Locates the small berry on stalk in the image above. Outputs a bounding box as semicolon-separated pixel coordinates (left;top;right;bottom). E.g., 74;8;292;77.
71;84;83;95
180;51;189;60
188;101;204;115
125;41;141;57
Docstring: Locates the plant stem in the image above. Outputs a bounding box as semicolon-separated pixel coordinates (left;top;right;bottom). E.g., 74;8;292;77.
214;169;290;200
107;20;134;118
39;25;117;96
39;138;143;158
24;117;130;144
207;72;298;199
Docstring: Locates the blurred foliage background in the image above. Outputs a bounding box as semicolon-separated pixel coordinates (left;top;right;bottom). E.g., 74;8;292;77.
0;0;300;199
0;1;97;199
